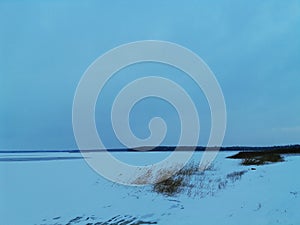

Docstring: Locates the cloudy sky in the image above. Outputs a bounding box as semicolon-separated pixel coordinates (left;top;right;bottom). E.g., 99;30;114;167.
1;0;299;150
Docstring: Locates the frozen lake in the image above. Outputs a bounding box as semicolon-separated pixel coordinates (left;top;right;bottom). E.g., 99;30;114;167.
0;151;299;225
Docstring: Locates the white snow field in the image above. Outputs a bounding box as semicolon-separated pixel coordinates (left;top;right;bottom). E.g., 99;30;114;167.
0;151;299;225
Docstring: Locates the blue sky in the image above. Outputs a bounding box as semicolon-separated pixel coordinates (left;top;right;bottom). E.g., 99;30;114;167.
0;0;299;150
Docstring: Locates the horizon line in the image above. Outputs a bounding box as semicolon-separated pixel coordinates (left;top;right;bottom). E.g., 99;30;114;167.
0;144;299;153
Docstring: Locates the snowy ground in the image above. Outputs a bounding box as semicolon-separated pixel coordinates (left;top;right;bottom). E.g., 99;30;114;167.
0;151;299;225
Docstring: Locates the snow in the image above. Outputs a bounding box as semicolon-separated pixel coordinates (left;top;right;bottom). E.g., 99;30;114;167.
0;152;299;225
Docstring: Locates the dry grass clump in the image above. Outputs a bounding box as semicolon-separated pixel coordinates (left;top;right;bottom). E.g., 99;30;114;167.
226;170;247;182
227;151;285;166
131;161;249;197
241;153;284;166
153;176;185;196
152;165;249;197
152;163;198;196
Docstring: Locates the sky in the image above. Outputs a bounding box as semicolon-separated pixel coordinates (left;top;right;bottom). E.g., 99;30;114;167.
0;0;300;150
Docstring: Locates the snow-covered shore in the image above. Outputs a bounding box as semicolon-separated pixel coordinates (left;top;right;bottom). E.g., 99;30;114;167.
0;151;299;225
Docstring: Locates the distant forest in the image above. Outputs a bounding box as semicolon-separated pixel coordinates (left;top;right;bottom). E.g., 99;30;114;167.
130;144;300;152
